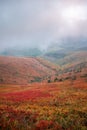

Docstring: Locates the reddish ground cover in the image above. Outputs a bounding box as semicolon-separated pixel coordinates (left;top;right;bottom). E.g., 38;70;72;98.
0;80;87;130
2;90;51;102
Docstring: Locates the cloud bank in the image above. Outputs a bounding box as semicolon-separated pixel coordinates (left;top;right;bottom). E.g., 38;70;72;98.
0;0;87;51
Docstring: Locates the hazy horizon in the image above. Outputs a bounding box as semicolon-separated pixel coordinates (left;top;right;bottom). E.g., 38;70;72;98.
0;0;87;51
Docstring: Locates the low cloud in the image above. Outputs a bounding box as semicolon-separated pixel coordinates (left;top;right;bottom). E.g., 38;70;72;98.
0;0;87;51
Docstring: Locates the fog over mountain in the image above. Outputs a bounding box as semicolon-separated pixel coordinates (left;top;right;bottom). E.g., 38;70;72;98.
0;0;87;53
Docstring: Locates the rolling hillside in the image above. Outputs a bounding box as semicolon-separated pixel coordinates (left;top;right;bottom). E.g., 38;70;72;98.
55;51;87;66
0;56;59;84
44;38;87;67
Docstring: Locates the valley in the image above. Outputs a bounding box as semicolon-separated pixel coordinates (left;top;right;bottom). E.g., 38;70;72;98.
0;54;87;130
0;39;87;130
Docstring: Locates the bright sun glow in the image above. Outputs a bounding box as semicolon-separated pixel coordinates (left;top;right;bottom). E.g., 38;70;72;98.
62;6;86;24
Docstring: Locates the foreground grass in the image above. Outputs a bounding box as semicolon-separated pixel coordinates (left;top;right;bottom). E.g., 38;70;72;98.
0;80;87;130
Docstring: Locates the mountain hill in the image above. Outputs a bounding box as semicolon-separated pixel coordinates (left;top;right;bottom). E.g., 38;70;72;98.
0;47;42;57
44;37;87;66
0;38;87;68
0;37;87;84
0;56;59;84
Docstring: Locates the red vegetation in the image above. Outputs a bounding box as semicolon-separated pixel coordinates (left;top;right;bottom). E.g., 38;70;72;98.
0;79;87;130
2;89;51;102
35;120;62;130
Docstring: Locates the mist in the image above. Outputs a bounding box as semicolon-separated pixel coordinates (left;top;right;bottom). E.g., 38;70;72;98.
0;0;87;52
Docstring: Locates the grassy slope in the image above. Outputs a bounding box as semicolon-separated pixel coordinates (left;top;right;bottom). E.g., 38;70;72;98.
56;51;87;66
0;56;59;84
0;55;87;84
44;50;87;66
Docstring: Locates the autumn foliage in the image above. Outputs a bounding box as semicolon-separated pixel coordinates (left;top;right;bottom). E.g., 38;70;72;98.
0;79;87;130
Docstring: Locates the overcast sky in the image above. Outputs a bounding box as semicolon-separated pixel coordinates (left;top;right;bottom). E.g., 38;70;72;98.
0;0;87;51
